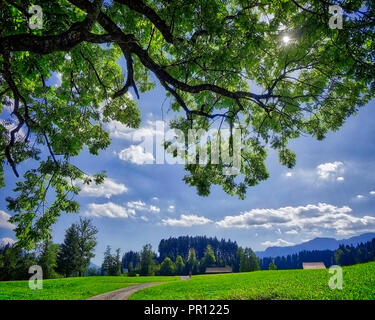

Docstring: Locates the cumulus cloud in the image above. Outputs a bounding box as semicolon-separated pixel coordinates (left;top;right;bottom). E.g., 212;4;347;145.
261;239;295;247
0;210;15;230
107;120;164;141
77;177;128;199
215;203;375;236
0;237;15;248
149;205;160;213
337;177;344;182
316;161;344;180
370;191;375;196
84;202;135;218
127;201;160;213
118;145;154;165
167;205;175;213
162;214;212;227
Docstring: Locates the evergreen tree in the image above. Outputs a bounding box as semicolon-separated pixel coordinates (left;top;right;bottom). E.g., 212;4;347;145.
140;244;156;276
201;245;216;272
175;255;185;275
239;248;249;272
122;250;141;270
127;261;136;277
57;219;97;277
101;246;121;276
101;246;113;276
57;224;80;277
0;245;37;280
186;248;199;275
38;240;59;279
76;218;98;277
115;248;122;276
247;248;260;271
159;257;176;276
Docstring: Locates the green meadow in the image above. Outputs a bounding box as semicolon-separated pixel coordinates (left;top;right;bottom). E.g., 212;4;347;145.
0;275;180;300
0;262;374;300
130;262;375;300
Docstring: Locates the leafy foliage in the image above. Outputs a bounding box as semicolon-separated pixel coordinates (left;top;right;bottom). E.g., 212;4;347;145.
0;0;374;247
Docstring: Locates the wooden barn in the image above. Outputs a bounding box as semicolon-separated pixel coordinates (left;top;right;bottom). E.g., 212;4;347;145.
302;262;326;269
205;267;233;274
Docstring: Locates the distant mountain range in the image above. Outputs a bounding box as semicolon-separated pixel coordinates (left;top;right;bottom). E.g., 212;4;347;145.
256;233;375;258
0;237;15;249
89;262;100;270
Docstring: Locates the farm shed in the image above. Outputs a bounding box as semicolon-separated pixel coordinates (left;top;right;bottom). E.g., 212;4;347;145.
302;262;326;269
205;267;233;274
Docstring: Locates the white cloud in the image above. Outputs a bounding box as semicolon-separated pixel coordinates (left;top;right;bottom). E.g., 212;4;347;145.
337;177;344;181
54;72;62;88
107;120;164;141
127;200;146;210
167;205;175;213
162;214;212;227
149;205;161;213
127;201;160;213
370;191;375;195
285;172;293;177
261;239;295;247
140;216;149;222
216;203;375;236
77;177;128;199
84;202;135;218
285;229;299;235
0;210;15;230
0;237;15;248
316;161;344;180
152;197;159;201
356;195;364;199
118;145;154;165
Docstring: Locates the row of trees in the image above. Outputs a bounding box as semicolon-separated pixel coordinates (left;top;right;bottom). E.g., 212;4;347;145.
0;218;98;281
121;241;260;276
259;250;335;270
158;236;238;266
335;239;375;266
259;238;375;270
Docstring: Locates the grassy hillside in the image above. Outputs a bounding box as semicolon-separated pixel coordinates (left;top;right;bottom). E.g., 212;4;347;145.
0;275;180;300
130;262;375;300
1;262;374;300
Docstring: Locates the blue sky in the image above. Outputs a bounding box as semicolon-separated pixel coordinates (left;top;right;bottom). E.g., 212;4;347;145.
1;81;375;265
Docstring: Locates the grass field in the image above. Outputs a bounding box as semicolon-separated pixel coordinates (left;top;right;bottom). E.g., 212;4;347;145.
1;262;374;300
0;275;180;300
130;261;375;300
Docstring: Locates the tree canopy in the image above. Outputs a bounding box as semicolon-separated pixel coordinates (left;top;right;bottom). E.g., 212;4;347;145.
1;0;374;248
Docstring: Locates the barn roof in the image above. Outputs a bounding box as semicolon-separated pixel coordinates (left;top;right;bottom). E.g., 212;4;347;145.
205;267;233;274
302;262;326;269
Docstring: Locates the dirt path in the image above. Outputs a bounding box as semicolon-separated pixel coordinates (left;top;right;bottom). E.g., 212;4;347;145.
87;282;163;300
